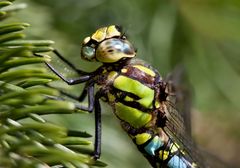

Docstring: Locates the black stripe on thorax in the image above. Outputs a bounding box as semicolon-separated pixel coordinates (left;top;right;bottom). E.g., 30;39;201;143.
120;99;152;113
110;87;140;100
109;88;153;112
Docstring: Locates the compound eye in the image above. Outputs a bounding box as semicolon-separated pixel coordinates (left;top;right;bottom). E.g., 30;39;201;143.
82;46;95;60
96;39;135;63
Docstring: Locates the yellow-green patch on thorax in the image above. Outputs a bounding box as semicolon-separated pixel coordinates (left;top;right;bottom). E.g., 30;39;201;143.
133;65;155;77
113;75;154;108
115;102;152;128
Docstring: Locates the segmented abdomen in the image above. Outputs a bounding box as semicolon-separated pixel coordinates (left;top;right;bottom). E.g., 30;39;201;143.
131;130;197;168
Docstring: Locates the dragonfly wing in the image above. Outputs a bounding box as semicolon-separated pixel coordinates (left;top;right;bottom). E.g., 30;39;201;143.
161;66;206;167
164;65;192;135
163;101;204;166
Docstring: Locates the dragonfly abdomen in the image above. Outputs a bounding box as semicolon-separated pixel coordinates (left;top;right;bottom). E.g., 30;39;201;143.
132;131;197;168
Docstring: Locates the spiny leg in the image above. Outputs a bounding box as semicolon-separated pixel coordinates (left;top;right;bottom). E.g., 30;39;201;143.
50;83;101;159
52;49;88;74
45;83;88;101
44;61;92;85
78;86;88;101
93;91;104;159
68;83;94;112
45;83;94;112
34;50;92;85
61;86;88;102
87;84;95;112
35;49;95;111
35;50;101;158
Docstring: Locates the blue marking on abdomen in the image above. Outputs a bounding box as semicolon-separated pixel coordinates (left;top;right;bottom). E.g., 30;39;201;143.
167;155;190;168
144;136;163;156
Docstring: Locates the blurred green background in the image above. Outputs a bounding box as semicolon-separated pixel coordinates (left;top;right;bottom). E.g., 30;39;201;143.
13;0;240;167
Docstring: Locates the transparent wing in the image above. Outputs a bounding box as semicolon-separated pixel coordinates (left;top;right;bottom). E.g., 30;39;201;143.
163;66;233;168
163;101;204;167
162;66;206;167
164;66;192;134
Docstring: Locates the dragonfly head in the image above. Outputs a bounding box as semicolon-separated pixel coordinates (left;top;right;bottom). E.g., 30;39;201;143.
81;25;136;63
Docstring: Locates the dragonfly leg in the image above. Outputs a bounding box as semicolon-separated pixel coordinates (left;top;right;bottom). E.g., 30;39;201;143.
34;49;92;85
78;86;88;101
70;83;95;112
51;49;88;74
93;91;103;159
34;49;88;74
86;83;94;112
53;85;88;102
44;61;92;85
50;83;101;158
46;83;94;112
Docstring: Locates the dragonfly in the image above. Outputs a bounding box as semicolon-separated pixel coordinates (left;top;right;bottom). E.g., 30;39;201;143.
35;25;206;168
